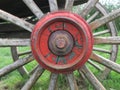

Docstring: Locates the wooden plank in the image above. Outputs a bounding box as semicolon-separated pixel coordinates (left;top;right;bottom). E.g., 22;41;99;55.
48;73;58;90
48;0;58;12
94;36;120;44
90;52;120;73
0;39;30;47
80;0;99;17
90;8;120;30
65;0;74;11
21;66;44;90
23;0;44;19
79;65;106;90
0;54;33;77
0;10;34;32
67;73;78;90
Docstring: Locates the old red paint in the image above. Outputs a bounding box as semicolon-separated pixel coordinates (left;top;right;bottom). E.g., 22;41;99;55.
31;11;93;73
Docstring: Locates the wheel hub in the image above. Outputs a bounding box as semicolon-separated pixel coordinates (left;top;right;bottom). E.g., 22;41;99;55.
49;30;74;56
31;11;93;73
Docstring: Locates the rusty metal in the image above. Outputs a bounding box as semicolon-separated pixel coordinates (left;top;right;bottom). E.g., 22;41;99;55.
48;30;74;56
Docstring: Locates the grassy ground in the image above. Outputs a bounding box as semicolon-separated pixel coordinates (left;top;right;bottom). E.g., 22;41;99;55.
0;31;120;90
0;43;120;90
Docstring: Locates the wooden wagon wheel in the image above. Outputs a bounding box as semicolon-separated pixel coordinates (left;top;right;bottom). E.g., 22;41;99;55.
0;0;120;90
85;3;118;80
10;2;118;80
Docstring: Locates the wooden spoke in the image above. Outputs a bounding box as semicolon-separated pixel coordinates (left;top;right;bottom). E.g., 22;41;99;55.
21;66;44;90
80;0;99;17
48;0;58;12
93;29;110;36
0;54;33;77
11;46;29;76
29;65;39;75
0;39;30;47
48;73;58;90
94;2;118;79
67;73;78;90
90;8;120;30
0;10;34;32
88;60;103;71
90;53;120;73
65;0;74;11
18;51;32;56
87;11;99;23
93;47;111;54
79;65;106;90
23;0;44;19
94;36;120;44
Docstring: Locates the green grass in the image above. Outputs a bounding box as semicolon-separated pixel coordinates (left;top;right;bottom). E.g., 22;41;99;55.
0;46;120;90
0;32;120;90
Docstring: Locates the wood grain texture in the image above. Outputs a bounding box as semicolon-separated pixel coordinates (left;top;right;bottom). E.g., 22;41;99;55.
90;8;120;30
48;0;58;11
23;0;44;19
65;0;74;11
80;0;99;17
0;39;30;47
79;65;106;90
90;52;120;73
0;54;33;77
48;73;58;90
0;10;34;32
67;73;78;90
94;36;120;44
21;66;44;90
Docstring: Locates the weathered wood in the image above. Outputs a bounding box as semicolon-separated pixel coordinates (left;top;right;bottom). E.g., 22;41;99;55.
23;0;44;19
0;10;34;32
93;47;111;54
65;0;74;11
18;51;31;56
48;73;58;90
11;46;28;77
90;53;120;73
79;65;106;90
29;65;39;75
94;36;120;44
90;8;120;30
88;60;103;71
80;0;99;17
21;66;44;90
93;30;110;36
48;0;58;12
0;54;33;77
87;11;99;23
67;73;78;90
0;39;30;47
95;2;118;79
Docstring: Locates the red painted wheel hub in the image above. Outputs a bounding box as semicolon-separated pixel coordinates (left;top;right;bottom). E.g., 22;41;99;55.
31;11;93;73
